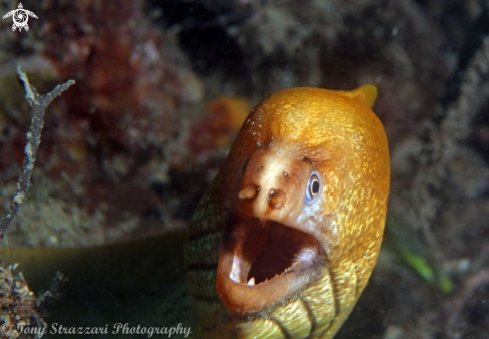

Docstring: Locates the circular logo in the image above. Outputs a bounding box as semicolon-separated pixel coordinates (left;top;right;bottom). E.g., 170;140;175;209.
0;323;12;334
13;9;28;26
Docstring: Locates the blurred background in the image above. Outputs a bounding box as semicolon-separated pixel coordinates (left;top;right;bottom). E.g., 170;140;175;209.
0;0;489;338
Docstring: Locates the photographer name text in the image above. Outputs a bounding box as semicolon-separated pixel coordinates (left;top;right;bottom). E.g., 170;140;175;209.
1;322;192;338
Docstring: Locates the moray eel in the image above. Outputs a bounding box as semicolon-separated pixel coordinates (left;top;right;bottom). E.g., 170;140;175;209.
185;85;390;338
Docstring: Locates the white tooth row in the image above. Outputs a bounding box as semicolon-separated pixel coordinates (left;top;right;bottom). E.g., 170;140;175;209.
230;270;256;286
230;244;306;286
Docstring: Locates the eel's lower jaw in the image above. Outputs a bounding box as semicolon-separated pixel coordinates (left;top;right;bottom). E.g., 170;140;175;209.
216;219;326;314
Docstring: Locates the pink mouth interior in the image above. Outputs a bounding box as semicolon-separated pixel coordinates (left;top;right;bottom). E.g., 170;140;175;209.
224;214;323;286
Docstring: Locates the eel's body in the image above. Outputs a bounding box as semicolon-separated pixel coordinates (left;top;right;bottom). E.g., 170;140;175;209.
185;86;390;338
5;85;389;339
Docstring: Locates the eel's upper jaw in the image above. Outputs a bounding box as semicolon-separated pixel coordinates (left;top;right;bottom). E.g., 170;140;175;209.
216;216;326;314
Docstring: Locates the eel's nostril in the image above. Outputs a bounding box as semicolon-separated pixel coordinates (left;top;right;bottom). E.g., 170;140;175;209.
268;189;285;209
238;184;258;201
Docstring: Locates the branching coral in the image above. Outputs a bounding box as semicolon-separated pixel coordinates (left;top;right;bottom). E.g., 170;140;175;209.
0;68;72;338
0;67;74;241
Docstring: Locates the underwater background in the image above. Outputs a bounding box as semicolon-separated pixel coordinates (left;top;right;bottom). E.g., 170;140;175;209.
0;0;488;338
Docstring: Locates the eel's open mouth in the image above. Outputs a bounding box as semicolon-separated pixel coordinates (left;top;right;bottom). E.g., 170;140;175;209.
216;213;326;313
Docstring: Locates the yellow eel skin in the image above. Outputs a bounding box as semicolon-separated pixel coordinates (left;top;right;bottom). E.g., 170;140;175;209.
185;85;390;338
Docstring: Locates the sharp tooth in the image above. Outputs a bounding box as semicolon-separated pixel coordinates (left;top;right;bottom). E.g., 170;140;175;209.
230;246;243;283
247;277;255;286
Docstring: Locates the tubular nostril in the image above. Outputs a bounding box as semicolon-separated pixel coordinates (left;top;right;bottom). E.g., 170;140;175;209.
269;189;286;209
238;184;258;201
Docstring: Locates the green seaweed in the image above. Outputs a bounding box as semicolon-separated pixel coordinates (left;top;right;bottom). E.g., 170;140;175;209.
385;213;454;294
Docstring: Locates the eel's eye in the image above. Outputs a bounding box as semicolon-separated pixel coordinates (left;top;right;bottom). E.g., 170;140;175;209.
305;171;322;204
